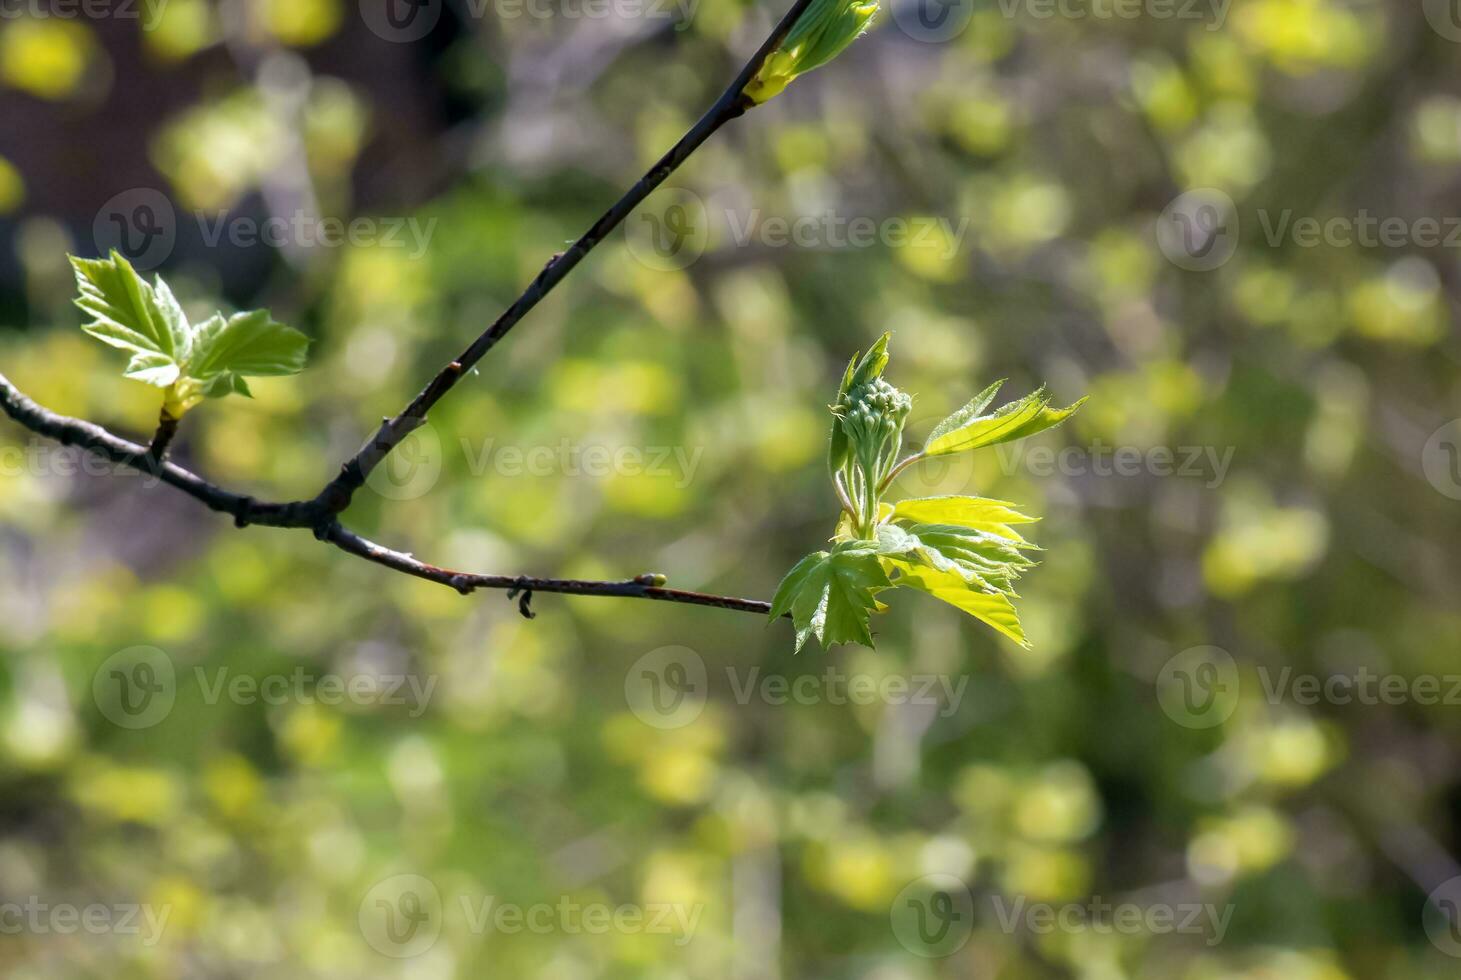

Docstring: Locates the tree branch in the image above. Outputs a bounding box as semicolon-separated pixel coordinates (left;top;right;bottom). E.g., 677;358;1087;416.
309;0;816;516
0;372;318;529
0;373;773;616
323;524;771;616
0;8;821;620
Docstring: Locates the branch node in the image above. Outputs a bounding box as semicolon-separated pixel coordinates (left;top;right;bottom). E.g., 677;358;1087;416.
233;497;254;528
450;574;475;596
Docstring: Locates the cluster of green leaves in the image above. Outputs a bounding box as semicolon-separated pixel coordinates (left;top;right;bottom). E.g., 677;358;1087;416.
771;335;1086;650
71;251;309;419
744;0;879;104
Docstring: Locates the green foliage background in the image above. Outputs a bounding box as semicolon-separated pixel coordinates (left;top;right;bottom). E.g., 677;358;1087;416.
1;1;1459;977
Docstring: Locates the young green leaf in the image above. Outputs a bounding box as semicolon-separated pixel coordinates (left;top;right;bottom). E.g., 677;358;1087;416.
873;521;921;557
744;0;879;104
202;373;253;398
847;332;890;389
924;379;1005;446
828;354;859;473
122;352;182;388
923;389;1087;457
891;496;1037;543
887;561;1030;648
896;523;1036;592
71;251;190;373
190;310;309;383
768;542;892;651
70;252;310;417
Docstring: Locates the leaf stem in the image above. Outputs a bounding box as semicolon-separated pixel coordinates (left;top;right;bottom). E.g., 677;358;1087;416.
878;452;925;494
833;471;857;521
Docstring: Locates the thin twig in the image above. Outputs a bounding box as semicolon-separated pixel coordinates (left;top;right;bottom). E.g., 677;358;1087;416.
325;524;772;615
309;0;817;516
0;372;773;615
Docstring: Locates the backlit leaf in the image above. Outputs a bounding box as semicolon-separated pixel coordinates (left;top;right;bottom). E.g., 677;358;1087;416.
769;542;891;651
887;561;1030;647
924;388;1086;457
71;251;189;381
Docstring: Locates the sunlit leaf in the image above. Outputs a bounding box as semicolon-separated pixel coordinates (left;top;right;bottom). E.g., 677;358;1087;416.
875;521;1034;595
924;388;1086;457
123;352;182;388
70;253;309;411
888;560;1030;647
925;380;1005;445
891;496;1037;543
71;251;189;373
190;310;309;381
769;542;891;651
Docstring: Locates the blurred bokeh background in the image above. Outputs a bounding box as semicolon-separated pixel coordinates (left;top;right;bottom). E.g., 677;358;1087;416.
2;0;1461;976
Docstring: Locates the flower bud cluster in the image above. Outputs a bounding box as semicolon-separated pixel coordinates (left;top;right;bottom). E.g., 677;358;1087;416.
836;375;911;535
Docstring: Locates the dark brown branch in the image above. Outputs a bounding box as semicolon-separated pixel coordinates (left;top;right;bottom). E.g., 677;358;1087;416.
324;524;772;615
309;0;817;516
0;372;319;529
0;9;824;621
147;409;181;463
0;372;773;616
